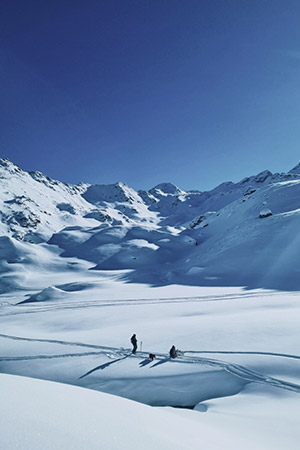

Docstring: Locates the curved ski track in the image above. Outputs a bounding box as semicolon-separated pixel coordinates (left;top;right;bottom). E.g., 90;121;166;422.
0;333;300;395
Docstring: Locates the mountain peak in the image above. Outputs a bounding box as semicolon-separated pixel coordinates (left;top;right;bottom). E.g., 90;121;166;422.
0;158;22;173
0;158;11;166
288;163;300;174
151;183;183;195
82;181;141;205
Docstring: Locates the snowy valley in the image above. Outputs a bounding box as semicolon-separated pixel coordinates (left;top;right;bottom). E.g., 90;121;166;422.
1;158;300;449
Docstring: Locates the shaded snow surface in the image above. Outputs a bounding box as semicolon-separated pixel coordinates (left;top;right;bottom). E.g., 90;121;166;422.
3;158;300;290
1;287;300;449
1;159;300;448
0;374;200;450
3;374;298;450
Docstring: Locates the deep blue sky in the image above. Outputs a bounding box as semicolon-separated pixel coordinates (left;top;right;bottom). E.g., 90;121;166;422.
1;0;300;191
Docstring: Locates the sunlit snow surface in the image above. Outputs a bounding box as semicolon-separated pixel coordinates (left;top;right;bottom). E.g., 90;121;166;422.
1;159;300;448
3;157;300;291
1;283;300;449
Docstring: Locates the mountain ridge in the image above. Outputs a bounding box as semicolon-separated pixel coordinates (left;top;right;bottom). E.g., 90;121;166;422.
1;158;300;295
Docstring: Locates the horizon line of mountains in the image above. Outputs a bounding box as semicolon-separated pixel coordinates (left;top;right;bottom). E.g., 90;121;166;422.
1;157;300;294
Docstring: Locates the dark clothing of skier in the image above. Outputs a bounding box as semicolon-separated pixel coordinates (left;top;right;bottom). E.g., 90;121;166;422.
169;345;177;358
131;334;137;354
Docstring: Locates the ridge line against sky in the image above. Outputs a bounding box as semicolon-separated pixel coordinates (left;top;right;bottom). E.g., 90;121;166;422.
1;156;299;194
1;0;300;191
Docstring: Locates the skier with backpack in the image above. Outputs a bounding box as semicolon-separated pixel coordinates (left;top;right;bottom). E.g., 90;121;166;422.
131;334;138;354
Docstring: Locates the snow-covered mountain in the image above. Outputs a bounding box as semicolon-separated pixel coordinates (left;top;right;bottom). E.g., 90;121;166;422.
2;158;300;450
1;157;300;297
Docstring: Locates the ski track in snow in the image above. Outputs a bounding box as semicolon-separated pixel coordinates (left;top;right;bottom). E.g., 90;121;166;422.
1;333;300;395
0;289;296;316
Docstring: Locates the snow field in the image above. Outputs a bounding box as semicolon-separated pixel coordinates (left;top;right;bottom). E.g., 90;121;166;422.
1;285;300;449
1;159;300;448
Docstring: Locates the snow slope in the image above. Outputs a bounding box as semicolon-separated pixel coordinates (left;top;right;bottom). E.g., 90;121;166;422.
2;158;300;294
3;374;298;450
1;287;300;449
1;159;300;448
0;374;200;450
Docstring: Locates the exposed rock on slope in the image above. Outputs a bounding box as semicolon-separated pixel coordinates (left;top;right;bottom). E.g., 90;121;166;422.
1;158;300;293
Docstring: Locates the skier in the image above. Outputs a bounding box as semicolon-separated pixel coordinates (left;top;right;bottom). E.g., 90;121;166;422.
169;345;178;358
131;334;138;354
